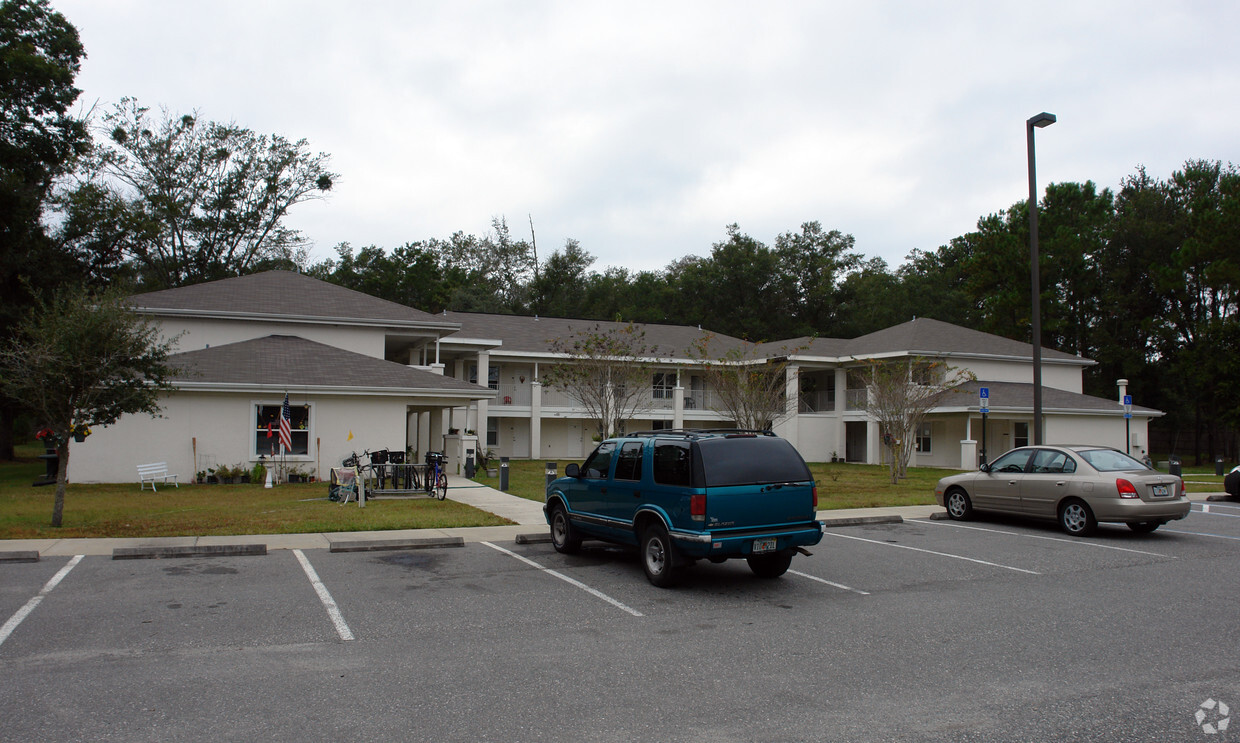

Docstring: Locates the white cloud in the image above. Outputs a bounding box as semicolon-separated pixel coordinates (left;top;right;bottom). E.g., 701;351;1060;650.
54;0;1240;273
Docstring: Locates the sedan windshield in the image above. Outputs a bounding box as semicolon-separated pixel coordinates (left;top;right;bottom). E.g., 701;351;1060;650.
1077;448;1148;472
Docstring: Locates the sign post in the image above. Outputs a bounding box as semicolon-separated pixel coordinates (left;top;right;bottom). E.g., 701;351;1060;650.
1123;394;1133;454
979;387;990;468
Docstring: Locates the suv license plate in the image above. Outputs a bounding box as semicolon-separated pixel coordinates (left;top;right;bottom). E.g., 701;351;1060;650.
753;538;777;554
1152;484;1169;497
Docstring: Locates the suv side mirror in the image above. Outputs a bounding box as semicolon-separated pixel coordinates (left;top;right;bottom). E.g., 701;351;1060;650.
565;463;580;478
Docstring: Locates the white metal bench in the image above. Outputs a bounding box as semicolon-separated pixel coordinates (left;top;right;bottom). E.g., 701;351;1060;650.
137;462;178;492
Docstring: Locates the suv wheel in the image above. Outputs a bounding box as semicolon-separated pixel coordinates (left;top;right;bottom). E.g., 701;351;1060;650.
747;549;794;579
640;524;680;588
550;503;581;554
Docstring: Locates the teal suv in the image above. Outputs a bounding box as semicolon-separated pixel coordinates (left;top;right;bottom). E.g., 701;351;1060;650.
544;430;824;586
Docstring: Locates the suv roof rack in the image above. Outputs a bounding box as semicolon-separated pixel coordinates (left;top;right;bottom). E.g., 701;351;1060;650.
622;428;777;439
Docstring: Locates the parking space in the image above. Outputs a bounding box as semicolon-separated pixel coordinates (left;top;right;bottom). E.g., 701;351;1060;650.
2;507;1239;740
4;505;1239;655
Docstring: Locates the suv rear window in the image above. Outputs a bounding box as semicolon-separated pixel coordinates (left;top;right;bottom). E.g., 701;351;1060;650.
696;436;810;487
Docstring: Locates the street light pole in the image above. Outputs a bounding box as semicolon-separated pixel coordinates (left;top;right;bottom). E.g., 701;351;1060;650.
1027;111;1055;445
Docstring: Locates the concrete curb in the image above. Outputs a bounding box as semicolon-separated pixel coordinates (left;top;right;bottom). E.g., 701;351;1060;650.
112;544;267;560
516;533;552;544
821;515;904;528
329;536;464;553
0;550;40;563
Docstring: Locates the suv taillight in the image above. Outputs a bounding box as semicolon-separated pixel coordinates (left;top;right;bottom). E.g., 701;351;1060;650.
1116;478;1139;498
813;485;819;510
690;494;706;522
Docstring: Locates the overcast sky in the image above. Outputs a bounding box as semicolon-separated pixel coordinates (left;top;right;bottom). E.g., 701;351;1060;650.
53;0;1240;273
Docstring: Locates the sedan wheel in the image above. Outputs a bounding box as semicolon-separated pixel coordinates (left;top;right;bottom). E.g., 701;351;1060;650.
945;489;973;520
1059;499;1097;537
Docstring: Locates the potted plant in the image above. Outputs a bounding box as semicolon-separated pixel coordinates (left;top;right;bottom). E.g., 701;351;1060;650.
196;470;206;484
287;466;305;483
206;467;219;484
250;462;266;484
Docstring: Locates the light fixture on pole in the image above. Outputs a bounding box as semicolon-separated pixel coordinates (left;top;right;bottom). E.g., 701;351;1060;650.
1027;111;1055;445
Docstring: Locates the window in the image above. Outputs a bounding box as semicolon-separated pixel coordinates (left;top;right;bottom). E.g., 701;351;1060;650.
470;364;500;390
1032;449;1074;474
915;423;932;454
696;437;811;487
614;441;644;481
1014;422;1029;449
254;402;310;457
486;418;498;447
653;372;676;399
582;442;615;479
651;420;672;431
654;441;692;487
991;448;1033;473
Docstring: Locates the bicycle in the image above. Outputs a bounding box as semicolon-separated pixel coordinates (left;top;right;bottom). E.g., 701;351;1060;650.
424;451;447;500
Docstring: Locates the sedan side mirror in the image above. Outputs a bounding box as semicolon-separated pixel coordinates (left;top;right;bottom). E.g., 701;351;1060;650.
565;463;580;478
979;463;991;473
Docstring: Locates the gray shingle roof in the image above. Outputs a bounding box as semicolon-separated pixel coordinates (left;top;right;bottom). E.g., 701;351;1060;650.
131;271;458;329
844;317;1085;363
170;335;492;394
947;380;1159;415
441;312;751;358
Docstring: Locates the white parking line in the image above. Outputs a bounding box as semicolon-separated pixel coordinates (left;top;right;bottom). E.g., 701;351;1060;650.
1162;529;1240;542
920;519;1171;557
824;531;1040;574
0;554;84;649
788;569;870;595
292;549;355;642
482;542;644;617
1194;504;1240;517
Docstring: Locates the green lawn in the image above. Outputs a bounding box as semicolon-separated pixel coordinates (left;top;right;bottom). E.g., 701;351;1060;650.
470;458;967;509
4;443;1225;540
0;444;512;539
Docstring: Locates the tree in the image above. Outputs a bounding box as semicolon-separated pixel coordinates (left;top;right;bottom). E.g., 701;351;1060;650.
57;97;336;288
0;0;91;461
689;335;806;431
853;357;974;483
542;323;655;439
0;287;179;526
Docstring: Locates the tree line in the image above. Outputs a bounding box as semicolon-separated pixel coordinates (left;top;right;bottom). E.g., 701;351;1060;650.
2;0;1236;464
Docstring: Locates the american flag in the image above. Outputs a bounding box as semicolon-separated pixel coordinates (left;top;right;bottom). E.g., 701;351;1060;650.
278;393;293;453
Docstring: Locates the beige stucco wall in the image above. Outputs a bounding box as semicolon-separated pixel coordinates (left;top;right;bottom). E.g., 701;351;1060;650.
155;317;386;359
956;357;1085;393
69;392;413;484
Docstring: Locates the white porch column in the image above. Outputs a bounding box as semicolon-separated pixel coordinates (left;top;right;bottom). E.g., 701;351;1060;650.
673;384;685;429
530;381;543;458
782;364;799;447
834;367;847;460
477;351;490;443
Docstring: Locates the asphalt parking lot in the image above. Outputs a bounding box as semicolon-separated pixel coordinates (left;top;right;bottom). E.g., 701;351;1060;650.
3;502;1240;742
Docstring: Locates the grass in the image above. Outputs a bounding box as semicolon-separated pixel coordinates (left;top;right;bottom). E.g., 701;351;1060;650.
470;459;968;509
5;443;1227;540
0;444;513;540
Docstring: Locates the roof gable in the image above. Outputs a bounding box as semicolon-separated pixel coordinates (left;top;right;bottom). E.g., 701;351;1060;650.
844;317;1085;363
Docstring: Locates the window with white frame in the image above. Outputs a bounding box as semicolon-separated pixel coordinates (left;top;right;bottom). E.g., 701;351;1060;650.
469;363;500;390
915;423;932;454
487;417;498;447
652;372;676;399
1014;421;1029;449
254;402;311;457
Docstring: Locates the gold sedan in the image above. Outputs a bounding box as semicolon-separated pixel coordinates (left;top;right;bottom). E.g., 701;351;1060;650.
935;446;1190;536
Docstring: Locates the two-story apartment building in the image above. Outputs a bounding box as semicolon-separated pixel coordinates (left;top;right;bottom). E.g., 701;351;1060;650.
67;271;1159;483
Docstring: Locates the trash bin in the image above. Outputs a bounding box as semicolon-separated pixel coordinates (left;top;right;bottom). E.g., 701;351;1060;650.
1169;455;1181;477
1216;456;1225;477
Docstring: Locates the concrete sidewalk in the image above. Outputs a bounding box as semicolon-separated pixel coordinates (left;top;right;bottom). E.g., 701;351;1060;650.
0;476;941;559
